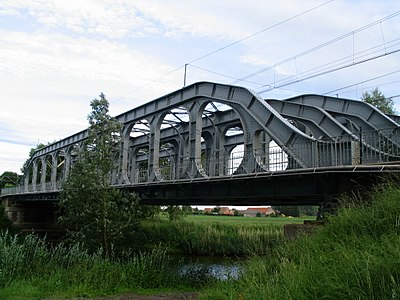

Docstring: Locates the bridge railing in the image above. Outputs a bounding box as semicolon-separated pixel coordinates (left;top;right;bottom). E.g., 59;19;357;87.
2;127;400;196
0;181;63;196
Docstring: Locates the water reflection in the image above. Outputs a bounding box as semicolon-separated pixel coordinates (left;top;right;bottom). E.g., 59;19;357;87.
170;255;243;281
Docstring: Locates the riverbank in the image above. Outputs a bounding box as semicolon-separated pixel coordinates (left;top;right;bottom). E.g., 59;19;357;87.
94;292;197;299
198;179;400;299
0;215;290;299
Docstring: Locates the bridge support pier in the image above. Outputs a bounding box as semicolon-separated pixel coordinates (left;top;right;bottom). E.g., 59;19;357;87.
1;198;61;238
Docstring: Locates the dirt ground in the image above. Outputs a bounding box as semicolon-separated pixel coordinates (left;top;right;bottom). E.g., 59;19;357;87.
94;292;197;300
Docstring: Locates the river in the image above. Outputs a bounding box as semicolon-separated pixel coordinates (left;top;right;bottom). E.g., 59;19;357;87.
170;255;243;281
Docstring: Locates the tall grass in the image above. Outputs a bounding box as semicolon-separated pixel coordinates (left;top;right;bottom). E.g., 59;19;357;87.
199;179;400;299
0;232;200;299
138;219;283;256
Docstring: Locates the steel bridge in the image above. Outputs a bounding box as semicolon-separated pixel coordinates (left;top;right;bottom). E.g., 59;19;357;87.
2;82;400;215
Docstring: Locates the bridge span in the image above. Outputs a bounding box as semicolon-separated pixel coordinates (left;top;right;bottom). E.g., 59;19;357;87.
2;82;400;227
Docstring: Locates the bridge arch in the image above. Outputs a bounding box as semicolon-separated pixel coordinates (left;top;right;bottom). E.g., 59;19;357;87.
121;118;150;184
156;106;189;181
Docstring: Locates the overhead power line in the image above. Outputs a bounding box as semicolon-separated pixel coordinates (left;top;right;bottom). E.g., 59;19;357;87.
112;0;336;104
188;0;335;65
323;69;400;95
255;38;400;93
232;10;400;85
188;64;264;86
257;48;400;94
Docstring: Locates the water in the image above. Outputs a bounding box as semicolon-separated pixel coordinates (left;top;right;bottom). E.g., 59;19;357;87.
170;255;243;281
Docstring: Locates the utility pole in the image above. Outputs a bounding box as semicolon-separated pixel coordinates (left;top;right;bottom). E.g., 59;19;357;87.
183;64;188;87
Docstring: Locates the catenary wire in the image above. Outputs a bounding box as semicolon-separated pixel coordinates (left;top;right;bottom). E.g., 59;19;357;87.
110;0;336;104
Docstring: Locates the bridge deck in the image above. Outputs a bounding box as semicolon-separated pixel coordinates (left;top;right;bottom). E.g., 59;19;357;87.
3;164;399;206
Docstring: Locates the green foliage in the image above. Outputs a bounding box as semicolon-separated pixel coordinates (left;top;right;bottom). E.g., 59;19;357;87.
0;232;195;298
59;94;141;256
165;205;190;221
0;171;21;189
272;205;300;217
187;214;313;226
361;87;395;114
21;143;46;174
138;218;283;256
272;205;318;217
212;206;220;213
200;178;400;299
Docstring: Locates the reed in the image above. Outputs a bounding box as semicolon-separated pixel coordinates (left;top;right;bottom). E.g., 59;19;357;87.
0;233;194;299
139;219;283;256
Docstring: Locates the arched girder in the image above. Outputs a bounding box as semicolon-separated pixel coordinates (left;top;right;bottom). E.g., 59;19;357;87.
266;99;354;139
284;94;400;158
25;82;315;179
115;82;315;168
284;94;399;131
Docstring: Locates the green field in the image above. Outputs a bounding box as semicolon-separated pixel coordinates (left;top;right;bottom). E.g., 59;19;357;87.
186;214;316;227
137;214;316;257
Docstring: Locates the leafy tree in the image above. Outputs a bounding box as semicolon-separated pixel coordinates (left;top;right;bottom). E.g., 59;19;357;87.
192;207;201;215
272;205;300;217
212;206;221;213
233;209;240;216
21;143;46;174
165;205;189;221
361;87;395;114
59;93;142;256
299;205;319;216
0;171;21;189
182;205;192;214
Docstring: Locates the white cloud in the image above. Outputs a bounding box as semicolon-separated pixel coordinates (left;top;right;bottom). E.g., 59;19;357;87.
0;29;182;174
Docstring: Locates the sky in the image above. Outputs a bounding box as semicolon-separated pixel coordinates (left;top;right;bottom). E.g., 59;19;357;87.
1;0;400;177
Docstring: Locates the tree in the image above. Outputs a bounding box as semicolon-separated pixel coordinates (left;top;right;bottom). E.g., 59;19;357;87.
272;206;300;217
0;171;21;189
212;206;221;214
21;143;46;174
182;205;192;214
59;93;142;256
299;206;319;216
361;87;395;114
165;205;189;221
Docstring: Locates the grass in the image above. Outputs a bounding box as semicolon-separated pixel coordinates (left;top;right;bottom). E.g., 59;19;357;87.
199;178;400;299
137;216;294;256
186;214;315;226
0;233;209;299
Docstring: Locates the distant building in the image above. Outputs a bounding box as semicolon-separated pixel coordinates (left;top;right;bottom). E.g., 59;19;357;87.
242;207;275;217
203;208;213;214
219;207;234;216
